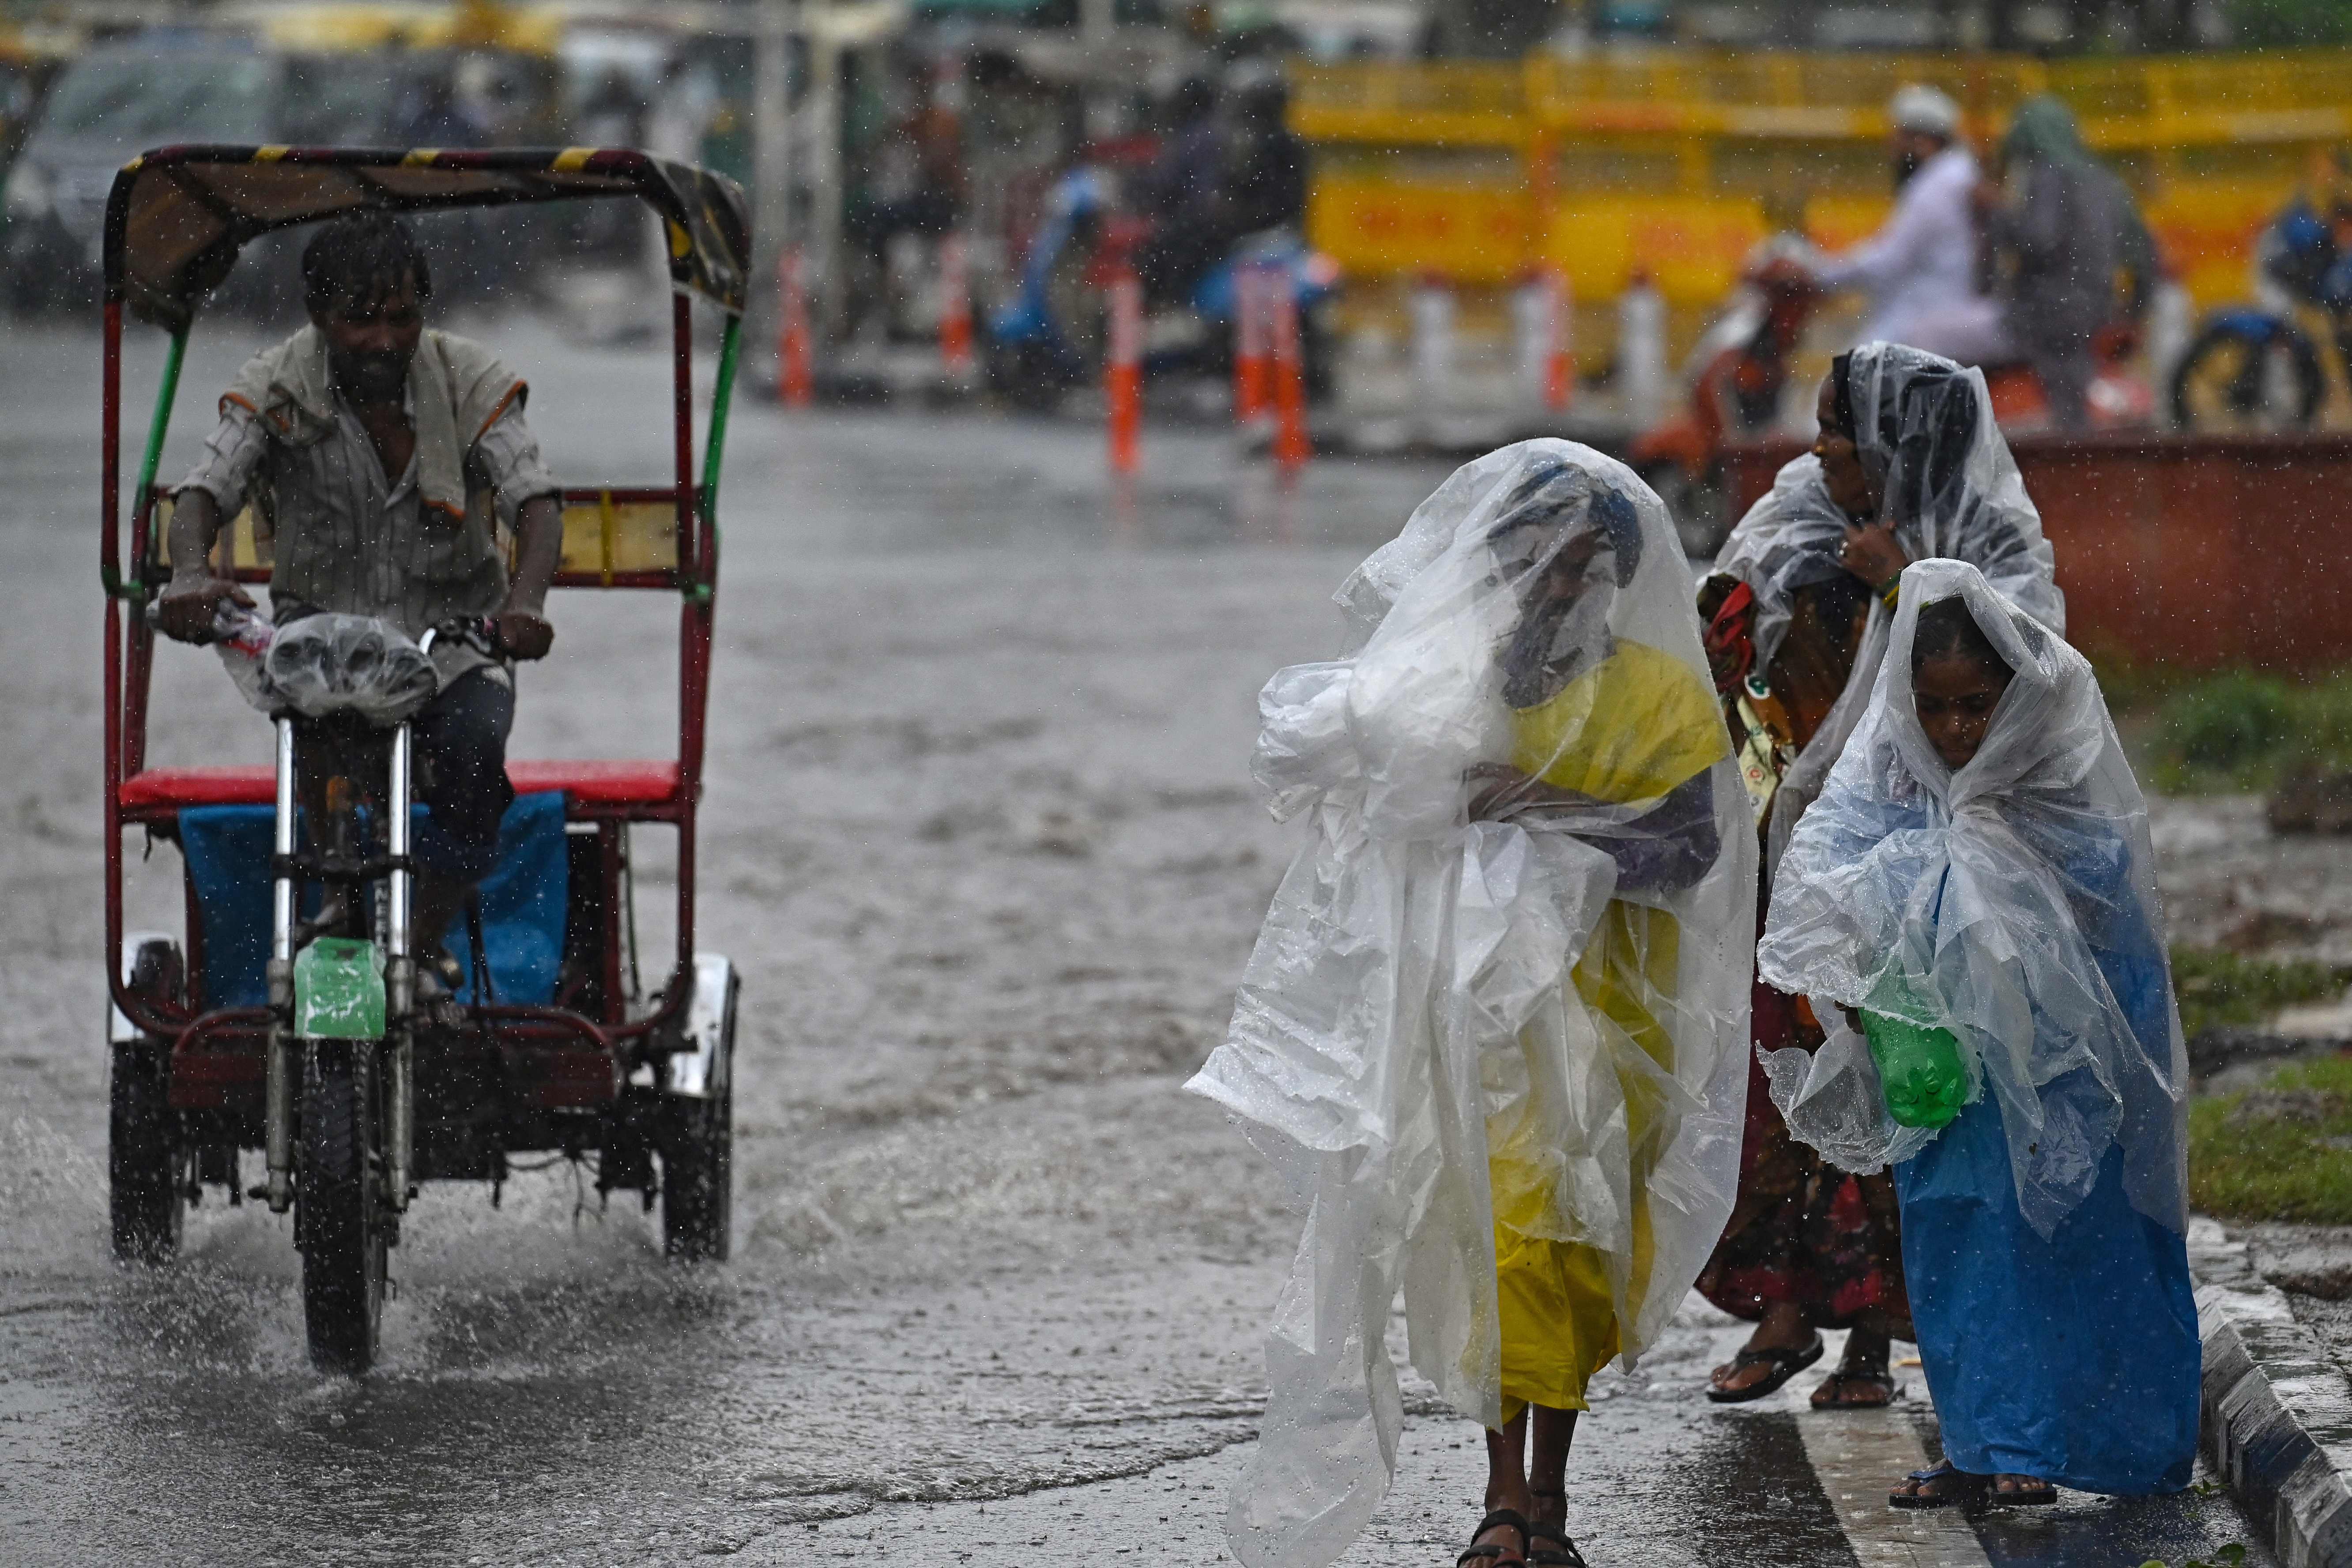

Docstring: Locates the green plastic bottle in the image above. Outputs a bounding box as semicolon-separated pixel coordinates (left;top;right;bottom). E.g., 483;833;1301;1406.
1859;1011;1968;1130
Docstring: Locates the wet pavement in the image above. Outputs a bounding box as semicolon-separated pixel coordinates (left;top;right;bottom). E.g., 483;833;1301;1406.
0;315;2273;1566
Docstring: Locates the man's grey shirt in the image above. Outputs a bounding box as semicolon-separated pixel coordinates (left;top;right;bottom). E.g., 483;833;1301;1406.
178;380;558;687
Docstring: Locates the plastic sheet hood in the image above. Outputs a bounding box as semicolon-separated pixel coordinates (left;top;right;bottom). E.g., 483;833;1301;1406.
1189;440;1757;1568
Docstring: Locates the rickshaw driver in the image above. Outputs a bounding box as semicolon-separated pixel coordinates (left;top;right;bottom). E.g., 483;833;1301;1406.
154;210;564;1001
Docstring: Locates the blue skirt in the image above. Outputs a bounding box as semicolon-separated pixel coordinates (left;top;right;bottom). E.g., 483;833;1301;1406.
1896;1088;2201;1495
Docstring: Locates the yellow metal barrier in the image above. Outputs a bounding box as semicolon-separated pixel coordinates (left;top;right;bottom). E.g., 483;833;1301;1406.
1298;48;2352;309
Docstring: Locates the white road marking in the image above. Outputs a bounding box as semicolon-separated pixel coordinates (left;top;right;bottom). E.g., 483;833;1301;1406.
1714;1319;1996;1568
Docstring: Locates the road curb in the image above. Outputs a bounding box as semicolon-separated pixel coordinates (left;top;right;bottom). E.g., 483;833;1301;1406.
2191;1217;2352;1567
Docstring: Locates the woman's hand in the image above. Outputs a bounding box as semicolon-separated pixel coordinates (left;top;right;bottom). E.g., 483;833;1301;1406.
1465;762;1534;821
1839;520;1909;594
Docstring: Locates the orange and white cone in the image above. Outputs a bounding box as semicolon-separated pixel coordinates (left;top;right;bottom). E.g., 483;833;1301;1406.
1514;265;1575;414
1270;277;1310;474
939;232;975;384
778;246;814;409
1233;262;1270;425
1108;268;1143;475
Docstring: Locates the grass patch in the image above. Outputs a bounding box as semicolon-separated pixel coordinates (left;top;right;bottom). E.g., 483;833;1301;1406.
2191;1055;2352;1223
2094;659;2352;793
2172;948;2352;1038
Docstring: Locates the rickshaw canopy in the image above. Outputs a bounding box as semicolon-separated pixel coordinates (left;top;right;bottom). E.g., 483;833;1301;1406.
105;144;751;332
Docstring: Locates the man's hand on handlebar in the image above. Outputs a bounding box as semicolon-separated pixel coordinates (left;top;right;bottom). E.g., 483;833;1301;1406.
490;608;554;661
155;574;255;644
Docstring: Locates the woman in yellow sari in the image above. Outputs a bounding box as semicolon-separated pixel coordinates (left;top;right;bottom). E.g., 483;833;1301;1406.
1462;476;1737;1564
1191;444;1755;1568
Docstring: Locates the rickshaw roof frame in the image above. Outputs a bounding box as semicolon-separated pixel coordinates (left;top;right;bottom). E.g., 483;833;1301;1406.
103;143;751;333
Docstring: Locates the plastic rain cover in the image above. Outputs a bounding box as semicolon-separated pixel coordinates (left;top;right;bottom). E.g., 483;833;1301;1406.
1755;558;2187;1240
1710;341;2063;871
1187;441;1756;1568
260;613;440;724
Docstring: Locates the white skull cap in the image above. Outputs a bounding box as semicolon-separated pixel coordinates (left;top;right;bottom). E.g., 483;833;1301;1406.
1889;83;1962;137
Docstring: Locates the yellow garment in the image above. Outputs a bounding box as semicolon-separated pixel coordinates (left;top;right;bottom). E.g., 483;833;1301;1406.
1507;637;1731;803
1491;639;1724;1417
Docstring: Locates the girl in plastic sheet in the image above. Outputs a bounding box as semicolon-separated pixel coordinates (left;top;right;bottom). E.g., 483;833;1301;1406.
1756;558;2197;1505
1692;342;2063;1411
1187;441;1756;1568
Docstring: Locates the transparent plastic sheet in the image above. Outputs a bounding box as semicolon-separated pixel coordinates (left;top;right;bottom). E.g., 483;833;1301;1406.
259;613;440;724
1190;441;1756;1568
1755;558;2188;1240
1707;343;2064;873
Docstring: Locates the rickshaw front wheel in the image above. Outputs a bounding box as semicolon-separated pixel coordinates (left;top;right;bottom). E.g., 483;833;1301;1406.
108;1039;183;1264
299;1041;387;1375
661;964;736;1263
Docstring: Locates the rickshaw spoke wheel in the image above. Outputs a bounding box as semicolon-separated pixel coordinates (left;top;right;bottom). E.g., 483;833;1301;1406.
299;1041;386;1374
108;1039;183;1264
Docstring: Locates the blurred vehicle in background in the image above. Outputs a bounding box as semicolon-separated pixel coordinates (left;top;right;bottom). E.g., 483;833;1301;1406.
1630;237;1822;556
1636;233;2153;554
985;160;1338;411
4;22;568;318
2168;156;2352;430
0;23;79;185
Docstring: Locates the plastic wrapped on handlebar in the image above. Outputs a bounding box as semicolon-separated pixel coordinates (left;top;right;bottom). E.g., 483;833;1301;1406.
261;614;440;724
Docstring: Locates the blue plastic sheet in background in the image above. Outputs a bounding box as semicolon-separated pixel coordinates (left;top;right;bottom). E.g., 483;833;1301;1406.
177;792;569;1009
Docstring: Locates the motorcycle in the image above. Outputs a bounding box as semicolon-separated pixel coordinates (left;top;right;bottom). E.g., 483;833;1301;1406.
2168;215;2348;430
1635;234;2153;557
985;164;1338;412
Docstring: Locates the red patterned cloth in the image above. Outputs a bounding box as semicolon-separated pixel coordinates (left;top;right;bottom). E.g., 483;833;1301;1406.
1695;980;1913;1335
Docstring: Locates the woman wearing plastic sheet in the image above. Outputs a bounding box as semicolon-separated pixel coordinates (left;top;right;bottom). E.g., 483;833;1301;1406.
1188;443;1755;1568
1692;342;2063;1410
1756;559;2197;1503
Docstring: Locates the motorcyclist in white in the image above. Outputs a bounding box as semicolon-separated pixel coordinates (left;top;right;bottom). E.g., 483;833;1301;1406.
1812;85;2012;367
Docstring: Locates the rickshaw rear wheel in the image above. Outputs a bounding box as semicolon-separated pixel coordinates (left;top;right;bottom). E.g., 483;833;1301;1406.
661;969;736;1263
300;1041;386;1374
108;1039;182;1264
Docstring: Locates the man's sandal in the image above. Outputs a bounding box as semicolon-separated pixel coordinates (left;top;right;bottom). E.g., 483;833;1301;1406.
1455;1509;1530;1567
1526;1519;1591;1567
1705;1333;1824;1404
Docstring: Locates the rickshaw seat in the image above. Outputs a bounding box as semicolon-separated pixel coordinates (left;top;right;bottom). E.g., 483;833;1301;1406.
121;761;681;811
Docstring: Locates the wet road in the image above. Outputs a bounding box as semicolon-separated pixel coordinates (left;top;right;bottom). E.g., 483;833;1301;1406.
0;316;2268;1566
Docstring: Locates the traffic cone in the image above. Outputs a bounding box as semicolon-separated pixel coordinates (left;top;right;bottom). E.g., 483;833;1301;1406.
1270;278;1311;474
1410;271;1455;408
1108;267;1143;475
1618;270;1666;428
1233;262;1270;424
778;246;814;409
939;232;975;384
1514;265;1575;414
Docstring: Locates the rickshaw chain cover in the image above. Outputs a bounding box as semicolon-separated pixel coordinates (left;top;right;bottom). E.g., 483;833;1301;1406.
104;145;751;332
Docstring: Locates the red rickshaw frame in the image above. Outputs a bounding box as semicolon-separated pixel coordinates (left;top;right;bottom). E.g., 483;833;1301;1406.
97;144;751;1106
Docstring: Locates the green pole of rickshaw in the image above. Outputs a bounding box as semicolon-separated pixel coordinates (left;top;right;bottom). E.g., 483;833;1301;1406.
132;329;189;567
692;317;742;600
700;316;742;528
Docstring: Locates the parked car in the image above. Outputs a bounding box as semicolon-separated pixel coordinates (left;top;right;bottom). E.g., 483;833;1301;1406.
4;33;420;313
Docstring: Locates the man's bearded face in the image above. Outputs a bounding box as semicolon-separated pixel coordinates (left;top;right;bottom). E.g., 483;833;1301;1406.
315;275;424;403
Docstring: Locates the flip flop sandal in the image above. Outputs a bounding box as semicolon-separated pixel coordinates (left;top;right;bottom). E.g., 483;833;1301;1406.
1456;1509;1530;1567
1889;1462;1989;1510
1810;1368;1902;1409
1706;1333;1824;1404
1526;1519;1591;1567
1988;1476;2058;1507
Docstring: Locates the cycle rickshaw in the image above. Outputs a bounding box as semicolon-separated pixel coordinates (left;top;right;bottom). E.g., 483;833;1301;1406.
98;144;750;1372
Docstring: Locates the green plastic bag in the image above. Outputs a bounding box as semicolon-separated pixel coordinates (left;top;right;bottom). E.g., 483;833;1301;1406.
1860;1010;1968;1130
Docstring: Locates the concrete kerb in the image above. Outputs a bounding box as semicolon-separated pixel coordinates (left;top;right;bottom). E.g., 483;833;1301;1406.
2192;1217;2352;1566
